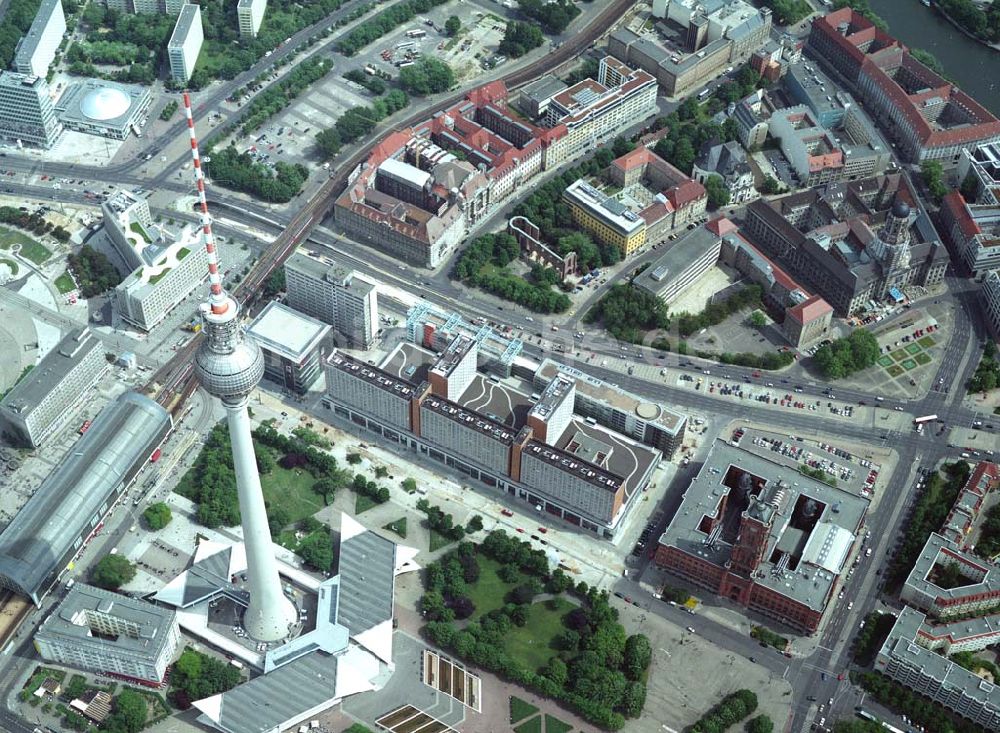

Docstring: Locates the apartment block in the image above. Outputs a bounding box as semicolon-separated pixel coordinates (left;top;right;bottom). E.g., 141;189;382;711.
0;71;63;149
237;0;266;38
563;180;647;256
167;3;203;83
0;328;105;448
13;0;65;77
104;190;211;332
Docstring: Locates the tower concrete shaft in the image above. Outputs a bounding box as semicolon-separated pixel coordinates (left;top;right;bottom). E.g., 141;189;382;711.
183;92;295;642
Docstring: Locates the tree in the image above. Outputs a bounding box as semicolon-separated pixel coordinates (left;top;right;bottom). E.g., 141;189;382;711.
402;477;418;492
298;530;333;571
398;58;454;95
256;446;277;475
921;160;949;202
760;175;781;195
142;502;172;530
746;715;774;733
444;15;461;36
91;554;136;590
315;127;342;158
749;310;767;328
103;689;147;733
266;503;291;538
704;174;731;209
623;634;652;680
498;20;544;58
263;270;285;297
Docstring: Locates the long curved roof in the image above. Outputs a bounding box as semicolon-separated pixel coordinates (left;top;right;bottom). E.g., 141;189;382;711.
0;392;171;603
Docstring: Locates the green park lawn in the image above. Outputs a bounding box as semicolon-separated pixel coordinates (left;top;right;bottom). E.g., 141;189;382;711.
0;227;37;250
901;359;918;371
886;364;904;377
429;529;457;552
877;355;893;368
17;240;51;265
918;336;936;349
504;598;577;672
383;517;407;538
514;717;542;733
544;714;573;733
54;272;75;293
905;343;921;355
0;258;18;277
510;697;539;724
891;349;909;363
915;352;932;366
467;557;517;620
259;464;324;524
355;493;377;515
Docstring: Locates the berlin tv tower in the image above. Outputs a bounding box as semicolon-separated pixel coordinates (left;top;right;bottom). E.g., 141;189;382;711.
183;93;296;642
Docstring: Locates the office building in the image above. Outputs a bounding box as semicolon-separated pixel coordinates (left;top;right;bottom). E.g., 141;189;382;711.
749;34;802;83
0;71;63;149
35;584;180;684
13;0;65;77
743;174;949;315
608;147;707;239
284;252;379;349
655;438;869;633
541;57;657;160
104;190;212;332
634;222;723;304
609;1;772;97
248;302;330;395
54;79;151;140
768;105;889;187
732;89;770;150
808;8;1000;163
782;296;833;348
167;3;203;83
940;143;1000;277
237;0;266;38
0;393;171;604
0;328;105;448
324;345;664;536
983;270;1000;342
692;140;757;204
563;180;647;256
876;606;1000;730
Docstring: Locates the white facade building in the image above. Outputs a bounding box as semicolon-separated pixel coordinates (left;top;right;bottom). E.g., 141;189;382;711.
103;189;212;331
167;3;203;83
237;0;267;38
284;252;379;349
0;71;63;148
13;0;65;77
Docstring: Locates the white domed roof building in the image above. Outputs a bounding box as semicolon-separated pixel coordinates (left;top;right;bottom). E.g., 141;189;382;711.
54;79;151;140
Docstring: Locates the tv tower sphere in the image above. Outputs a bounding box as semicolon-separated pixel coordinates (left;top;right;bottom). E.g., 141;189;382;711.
184;92;296;642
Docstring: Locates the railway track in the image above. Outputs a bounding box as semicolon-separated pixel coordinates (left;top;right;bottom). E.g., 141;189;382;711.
143;0;634;414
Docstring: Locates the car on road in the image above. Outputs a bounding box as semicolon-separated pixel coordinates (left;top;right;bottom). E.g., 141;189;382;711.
686;626;696;633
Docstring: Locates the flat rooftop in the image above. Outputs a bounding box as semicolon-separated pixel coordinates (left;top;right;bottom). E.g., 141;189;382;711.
168;3;200;47
248;301;330;362
380;342;436;387
327;351;415;401
555;417;656;500
659;438;869;611
458;374;533;428
429;335;475;380
535;358;686;436
634;225;721;298
564;179;644;235
0;328;99;416
421;393;517;445
13;0;62;68
37;583;176;659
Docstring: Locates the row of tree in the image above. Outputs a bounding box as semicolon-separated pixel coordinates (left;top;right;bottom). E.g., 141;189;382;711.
343;68;387;95
968;341;1000;393
857;670;986;733
812;329;880;379
422;533;651;729
416;498;467;545
887;461;971;587
204;146;309;203
239;57;331;134
936;0;1000;43
0;205;65;239
586;285;670;343
338;0;450;56
67;245;123;297
516;0;580;34
689;689;759;733
314;89;409;157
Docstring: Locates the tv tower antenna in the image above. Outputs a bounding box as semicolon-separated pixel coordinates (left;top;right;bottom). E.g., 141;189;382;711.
182;92;296;642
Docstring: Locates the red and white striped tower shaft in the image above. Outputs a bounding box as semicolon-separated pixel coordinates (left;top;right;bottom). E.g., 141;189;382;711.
182;91;229;317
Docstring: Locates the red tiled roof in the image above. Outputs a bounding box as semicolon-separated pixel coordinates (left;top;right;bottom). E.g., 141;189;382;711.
611;147;655;173
466;80;508;107
705;216;738;237
942;191;981;239
667;179;706;209
786;295;833;324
